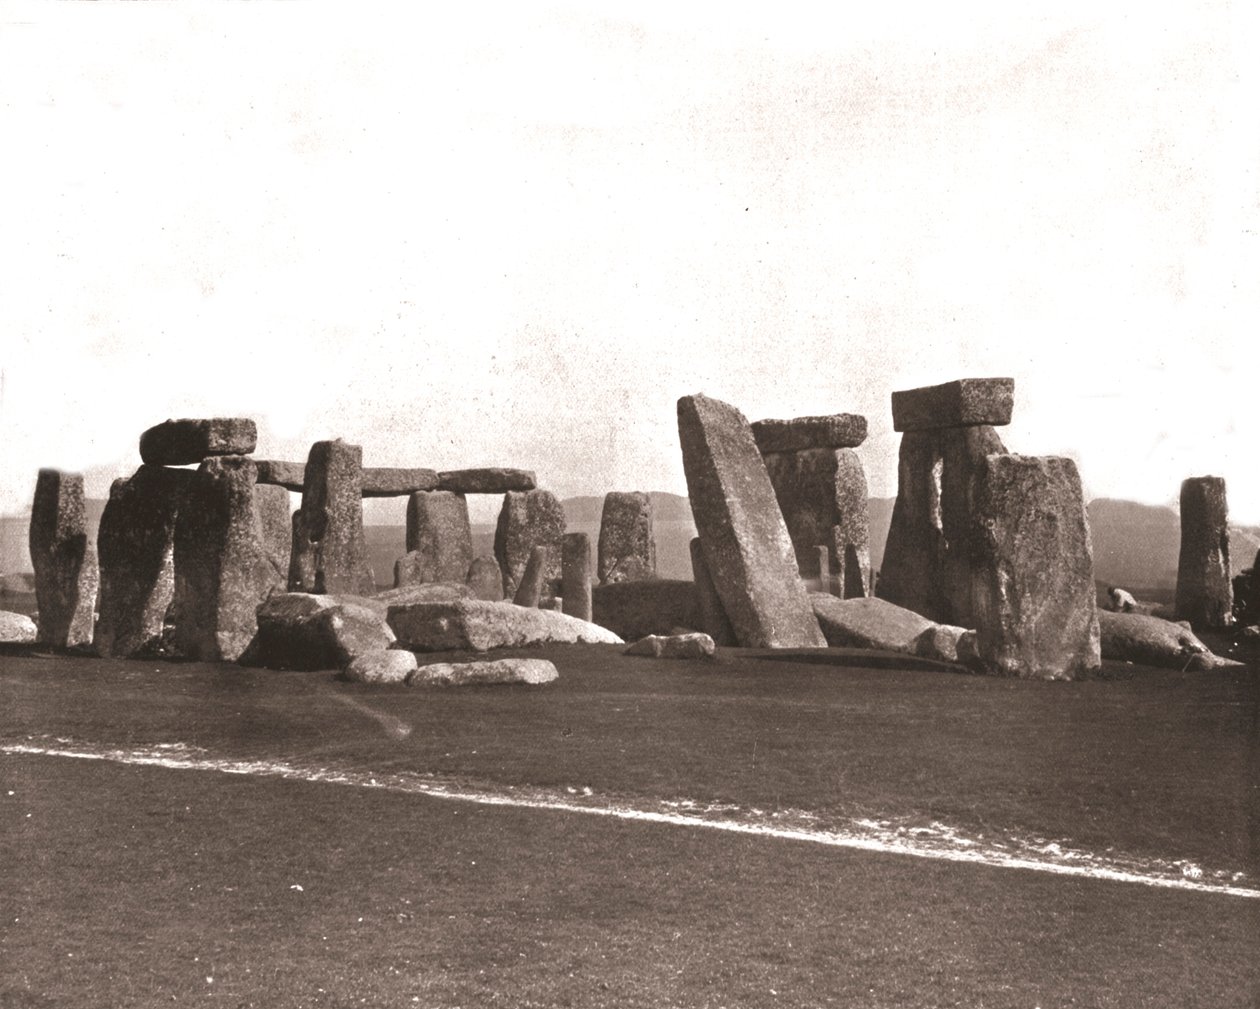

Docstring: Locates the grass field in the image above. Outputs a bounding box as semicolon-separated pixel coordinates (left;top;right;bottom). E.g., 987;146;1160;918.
2;643;1258;1007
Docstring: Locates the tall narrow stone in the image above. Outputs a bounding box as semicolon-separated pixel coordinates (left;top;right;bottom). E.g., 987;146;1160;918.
493;489;565;599
465;555;505;601
288;440;375;595
28;469;98;648
597;492;656;584
562;532;593;621
513;546;549;607
172;456;284;661
689;537;737;646
677;394;824;648
1175;476;1232;629
404;490;473;584
253;483;293;581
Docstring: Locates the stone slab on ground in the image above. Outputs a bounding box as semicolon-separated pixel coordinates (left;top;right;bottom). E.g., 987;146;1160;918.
372;582;472;608
289;440;375;595
438;469;537;494
344;648;418;684
1098;610;1243;670
387;598;623;652
362;467;440;497
891;378;1014;432
407;657;559;686
591;579;701;640
623;632;716;660
0;610;37;643
29;468;98;648
751;414;867;453
139;418;258;466
243;591;395;670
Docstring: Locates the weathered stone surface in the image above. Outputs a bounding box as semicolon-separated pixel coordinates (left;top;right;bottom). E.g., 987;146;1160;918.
253;483;292;580
0;610;37;643
624;632;716;660
811;594;934;651
95;465;192;657
362;467;440;498
407;657;559;686
493;490;565;599
968;455;1100;680
438;468;537;495
562;532;593;621
1175;476;1233;629
890;378;1014;432
373;582;471;607
387;598;622;652
592;579;701;640
402;490;473;586
29;469;98;648
344;648;418;684
254;460;306;492
689;537;737;646
289;440;375;595
243;592;395;670
1098;610;1242;670
597;492;656;584
513;546;549;607
751;414;867;453
172;457;284;661
465;555;505;601
678;394;825;648
913;623;970;664
139;417;257;466
762;448;871;599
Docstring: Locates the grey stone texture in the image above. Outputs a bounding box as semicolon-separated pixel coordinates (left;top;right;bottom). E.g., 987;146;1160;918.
623;632;716;660
288;440;375;595
811;594;934;651
387;599;623;652
967;454;1100;680
172;456;284;661
1098;610;1241;671
465;555;505;601
592;579;701;641
361;467;440;498
254;459;306;492
0;611;37;643
344;648;418;684
891;378;1015;432
139;417;258;466
513;545;549;607
403;490;473;585
493;489;565;600
688;537;737;647
374;582;472;606
751;413;868;454
677;394;825;648
597;491;657;584
438;468;537;494
243;592;394;670
562;532;593;621
407;657;559;687
252;483;293;581
1175;476;1233;629
29;469;98;648
761;447;871;599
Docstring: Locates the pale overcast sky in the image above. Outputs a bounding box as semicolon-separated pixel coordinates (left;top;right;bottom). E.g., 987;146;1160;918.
2;2;1257;523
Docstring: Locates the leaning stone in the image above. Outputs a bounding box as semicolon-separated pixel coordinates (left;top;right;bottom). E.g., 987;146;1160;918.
811;594;935;652
493;489;565;599
95;465;192;657
362;467;440;498
624;632;716;660
387;598;622;652
403;491;473;584
1098;611;1242;670
289;440;375;595
1175;476;1233;630
29;469;98;648
0;611;37;644
139;417;257;466
678;394;825;648
344;648;418;684
751;414;867;453
592;579;701;641
438;468;537;495
968;454;1100;680
243;592;395;670
890;378;1014;432
597;492;656;584
465;555;505;601
562;532;593;621
689;537;737;646
513;545;549;607
254;460;306;492
407;657;558;687
172;457;284;661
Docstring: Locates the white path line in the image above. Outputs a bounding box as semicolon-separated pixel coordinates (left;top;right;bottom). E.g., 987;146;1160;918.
4;741;1257;901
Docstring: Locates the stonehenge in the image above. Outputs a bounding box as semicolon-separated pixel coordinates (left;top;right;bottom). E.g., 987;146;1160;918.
597;492;656;584
29;469;98;648
494;489;566;600
288;440;375;596
1175;476;1232;629
562;532;593;621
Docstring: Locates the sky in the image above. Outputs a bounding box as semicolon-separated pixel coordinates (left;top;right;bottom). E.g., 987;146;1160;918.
2;1;1257;525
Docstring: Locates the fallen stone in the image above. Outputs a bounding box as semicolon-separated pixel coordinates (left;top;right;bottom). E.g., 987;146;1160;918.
139;417;258;466
562;532;593;621
890;378;1014;432
401;490;473;585
373;582;471;607
362;467;440;497
243;591;395;670
494;489;565;599
29;469;98;648
465;555;505;601
387;598;622;652
597;492;656;583
811;594;934;652
1175;476;1233;630
678;394;825;648
689;537;737;646
751;414;868;453
592;579;701;641
0;610;37;643
407;657;559;686
289;440;375;595
344;648;418;684
913;623;970;664
624;632;716;660
254;460;306;492
1098;610;1242;670
513;545;549;607
253;482;293;580
438;468;537;495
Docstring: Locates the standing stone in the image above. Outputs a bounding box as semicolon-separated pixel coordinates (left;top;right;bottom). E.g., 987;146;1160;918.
289;440;375;595
816;546;834;595
689;538;737;646
513;546;549;607
968;454;1100;680
465;555;505;601
28;469;98;648
493;489;565;600
404;491;473;584
253;483;293;581
1175;476;1233;629
95;465;192;657
762;448;871;599
597;492;657;584
172;456;284;661
678;395;825;648
139;417;257;466
562;532;593;621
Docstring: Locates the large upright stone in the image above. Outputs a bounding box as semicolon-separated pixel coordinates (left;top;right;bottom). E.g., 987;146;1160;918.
465;555;505;601
562;532;593;621
139;418;257;466
28;469;98;648
751;414;867;454
677;394;825;648
288;440;375;595
1175;476;1232;630
968;454;1100;680
172;456;284;661
493;490;565;599
403;490;473;585
95;465;192;657
761;448;871;599
891;378;1014;432
597;492;656;584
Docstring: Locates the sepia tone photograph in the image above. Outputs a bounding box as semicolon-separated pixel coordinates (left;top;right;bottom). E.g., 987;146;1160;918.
1;3;1257;1006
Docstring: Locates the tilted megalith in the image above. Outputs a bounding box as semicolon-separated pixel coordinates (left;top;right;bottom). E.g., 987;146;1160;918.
288;440;375;595
28;469;98;648
597;492;657;584
1175;476;1232;629
400;490;473;586
677;394;825;648
494;489;565;599
172;456;284;661
562;531;593;621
